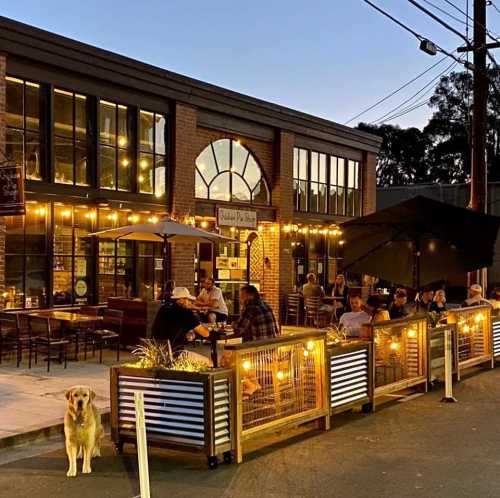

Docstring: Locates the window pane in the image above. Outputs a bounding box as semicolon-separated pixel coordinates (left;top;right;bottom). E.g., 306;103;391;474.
117;258;134;297
319;183;327;213
138;153;153;193
53;255;73;305
25;82;40;131
293;180;300;210
354;190;361;217
75;141;89;186
6;77;23;129
25;131;41;180
26;255;48;308
75;95;87;141
6;128;23;167
195;170;208;199
329;186;338;215
319;154;327;183
100;101;116;145
100;146;116;189
337;187;345;216
348;160;356;188
54;136;74;184
54;89;73;137
252;178;270;204
54;205;73;254
4;255;23;309
196;146;218;182
74;207;92;255
293;148;299;178
118;149;132;191
232;140;249;175
154;155;166;198
299;149;308;180
330;156;338;185
155;114;166;155
244;156;261;190
311;152;319;182
310;182;319;213
136;258;155;300
118;106;128;148
140;111;154;152
338;158;345;186
299;180;308;211
209;172;230;201
212;139;230;171
232;174;251;203
25;204;47;253
5;215;24;254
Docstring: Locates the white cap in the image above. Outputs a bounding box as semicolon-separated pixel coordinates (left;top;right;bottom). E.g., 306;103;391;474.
171;287;196;300
470;284;483;294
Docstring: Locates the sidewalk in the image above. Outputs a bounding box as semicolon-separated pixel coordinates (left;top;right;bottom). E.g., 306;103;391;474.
0;353;128;448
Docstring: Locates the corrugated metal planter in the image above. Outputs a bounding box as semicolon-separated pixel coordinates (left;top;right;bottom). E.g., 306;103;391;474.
110;366;233;469
427;324;457;386
491;314;500;361
326;340;373;414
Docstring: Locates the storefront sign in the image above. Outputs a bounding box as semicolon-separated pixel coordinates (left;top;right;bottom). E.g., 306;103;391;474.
0;160;25;216
74;279;88;297
217;207;257;229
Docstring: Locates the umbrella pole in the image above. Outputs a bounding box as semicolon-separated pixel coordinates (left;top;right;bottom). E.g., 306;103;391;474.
162;235;170;302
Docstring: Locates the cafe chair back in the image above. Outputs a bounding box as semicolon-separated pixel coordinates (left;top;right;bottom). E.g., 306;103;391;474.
285;293;302;325
0;312;27;367
86;309;124;363
304;296;322;327
27;315;69;372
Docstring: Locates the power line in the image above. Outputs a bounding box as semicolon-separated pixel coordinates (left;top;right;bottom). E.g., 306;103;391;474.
420;0;468;26
344;56;449;124
491;2;500;16
371;60;457;123
361;0;470;67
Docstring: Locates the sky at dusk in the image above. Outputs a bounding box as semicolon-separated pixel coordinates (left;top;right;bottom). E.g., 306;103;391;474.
2;0;500;130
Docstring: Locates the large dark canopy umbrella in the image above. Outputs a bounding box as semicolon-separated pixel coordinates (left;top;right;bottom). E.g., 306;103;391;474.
341;196;500;288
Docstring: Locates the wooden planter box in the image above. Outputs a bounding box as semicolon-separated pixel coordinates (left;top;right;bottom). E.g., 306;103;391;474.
326;340;373;414
366;315;428;404
110;365;233;468
224;330;330;463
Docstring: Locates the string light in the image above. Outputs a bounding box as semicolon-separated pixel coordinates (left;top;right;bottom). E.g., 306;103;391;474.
242;360;251;371
303;350;309;358
306;340;315;351
276;371;284;381
85;211;97;220
148;215;159;223
200;220;209;229
128;215;139;223
258;225;264;232
389;341;399;351
61;210;71;218
407;328;417;339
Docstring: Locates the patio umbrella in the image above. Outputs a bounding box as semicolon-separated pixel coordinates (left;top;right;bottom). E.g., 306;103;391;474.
340;196;500;288
90;218;234;295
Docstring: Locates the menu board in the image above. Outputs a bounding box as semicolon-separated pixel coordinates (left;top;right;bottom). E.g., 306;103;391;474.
0;161;24;215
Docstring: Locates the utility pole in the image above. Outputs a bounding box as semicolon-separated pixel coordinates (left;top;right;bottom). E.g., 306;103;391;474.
471;0;488;214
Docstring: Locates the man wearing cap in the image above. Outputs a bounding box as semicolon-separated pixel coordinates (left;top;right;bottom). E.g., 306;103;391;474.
462;284;492;308
152;287;210;350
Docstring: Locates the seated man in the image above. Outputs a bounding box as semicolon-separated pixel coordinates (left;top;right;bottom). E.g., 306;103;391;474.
339;294;371;337
388;290;411;319
462;284;492;308
196;277;229;323
233;285;279;342
302;273;325;299
152;287;210;351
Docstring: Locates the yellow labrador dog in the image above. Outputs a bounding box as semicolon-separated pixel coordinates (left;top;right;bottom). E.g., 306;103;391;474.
64;385;103;477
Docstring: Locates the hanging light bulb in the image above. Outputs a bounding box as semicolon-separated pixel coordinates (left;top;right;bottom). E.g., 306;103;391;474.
242;360;251;371
276;371;284;381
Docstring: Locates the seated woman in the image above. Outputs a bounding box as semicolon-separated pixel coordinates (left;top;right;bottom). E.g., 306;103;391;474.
365;295;390;323
430;289;447;314
332;274;349;315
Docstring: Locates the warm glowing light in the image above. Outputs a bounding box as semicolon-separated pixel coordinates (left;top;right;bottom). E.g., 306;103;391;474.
230;227;236;233
128;215;139;223
312;228;318;234
339;240;345;246
389;341;399;351
121;158;130;167
148;216;159;223
474;313;484;323
283;225;291;233
276;371;284;381
155;191;163;198
35;207;46;216
118;137;127;147
61;210;71;218
107;212;118;221
270;226;276;233
138;175;145;183
85;211;97;220
407;328;417;339
303;350;309;358
200;221;208;229
462;324;470;333
306;340;315;351
258;225;264;232
242;360;251;371
140;159;148;170
235;139;241;146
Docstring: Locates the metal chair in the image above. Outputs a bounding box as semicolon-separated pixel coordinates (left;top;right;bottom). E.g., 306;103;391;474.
304;296;323;328
285;293;302;325
85;309;123;363
0;312;27;367
28;315;69;372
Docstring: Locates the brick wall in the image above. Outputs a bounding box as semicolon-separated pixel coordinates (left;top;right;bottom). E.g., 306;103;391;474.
362;151;377;215
170;103;197;291
0;54;6;307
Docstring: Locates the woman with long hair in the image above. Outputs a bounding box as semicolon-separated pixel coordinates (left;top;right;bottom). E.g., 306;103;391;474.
430;289;447;314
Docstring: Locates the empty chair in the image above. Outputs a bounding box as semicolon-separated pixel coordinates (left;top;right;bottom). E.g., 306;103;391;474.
0;312;30;367
285;293;302;325
84;309;123;363
304;296;323;328
28;315;69;372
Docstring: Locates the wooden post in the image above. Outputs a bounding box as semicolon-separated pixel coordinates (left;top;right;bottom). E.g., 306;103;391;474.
134;391;151;498
441;328;457;403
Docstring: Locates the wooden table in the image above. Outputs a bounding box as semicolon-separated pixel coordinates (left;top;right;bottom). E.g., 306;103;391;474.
29;311;103;326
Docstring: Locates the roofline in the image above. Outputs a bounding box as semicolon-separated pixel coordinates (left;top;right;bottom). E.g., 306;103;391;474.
0;16;382;153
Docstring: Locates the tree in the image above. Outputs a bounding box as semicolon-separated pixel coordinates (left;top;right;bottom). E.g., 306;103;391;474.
358;67;500;186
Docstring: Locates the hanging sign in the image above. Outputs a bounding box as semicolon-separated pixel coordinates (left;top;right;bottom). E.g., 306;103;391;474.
217;207;257;229
0;159;25;216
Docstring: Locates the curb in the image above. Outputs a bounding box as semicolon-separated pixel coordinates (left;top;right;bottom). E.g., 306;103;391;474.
0;410;110;450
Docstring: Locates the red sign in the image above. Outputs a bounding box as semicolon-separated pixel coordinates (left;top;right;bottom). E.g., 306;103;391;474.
0;161;25;216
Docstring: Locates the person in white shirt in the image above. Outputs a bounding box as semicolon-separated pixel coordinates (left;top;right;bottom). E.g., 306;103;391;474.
196;277;229;323
339;294;371;337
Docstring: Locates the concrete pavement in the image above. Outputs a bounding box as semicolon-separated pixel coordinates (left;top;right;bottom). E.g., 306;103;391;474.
0;366;500;497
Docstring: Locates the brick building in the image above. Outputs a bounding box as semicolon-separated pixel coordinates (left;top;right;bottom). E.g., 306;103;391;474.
0;16;381;319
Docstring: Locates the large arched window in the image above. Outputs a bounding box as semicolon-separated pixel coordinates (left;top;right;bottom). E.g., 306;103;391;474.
195;138;270;204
